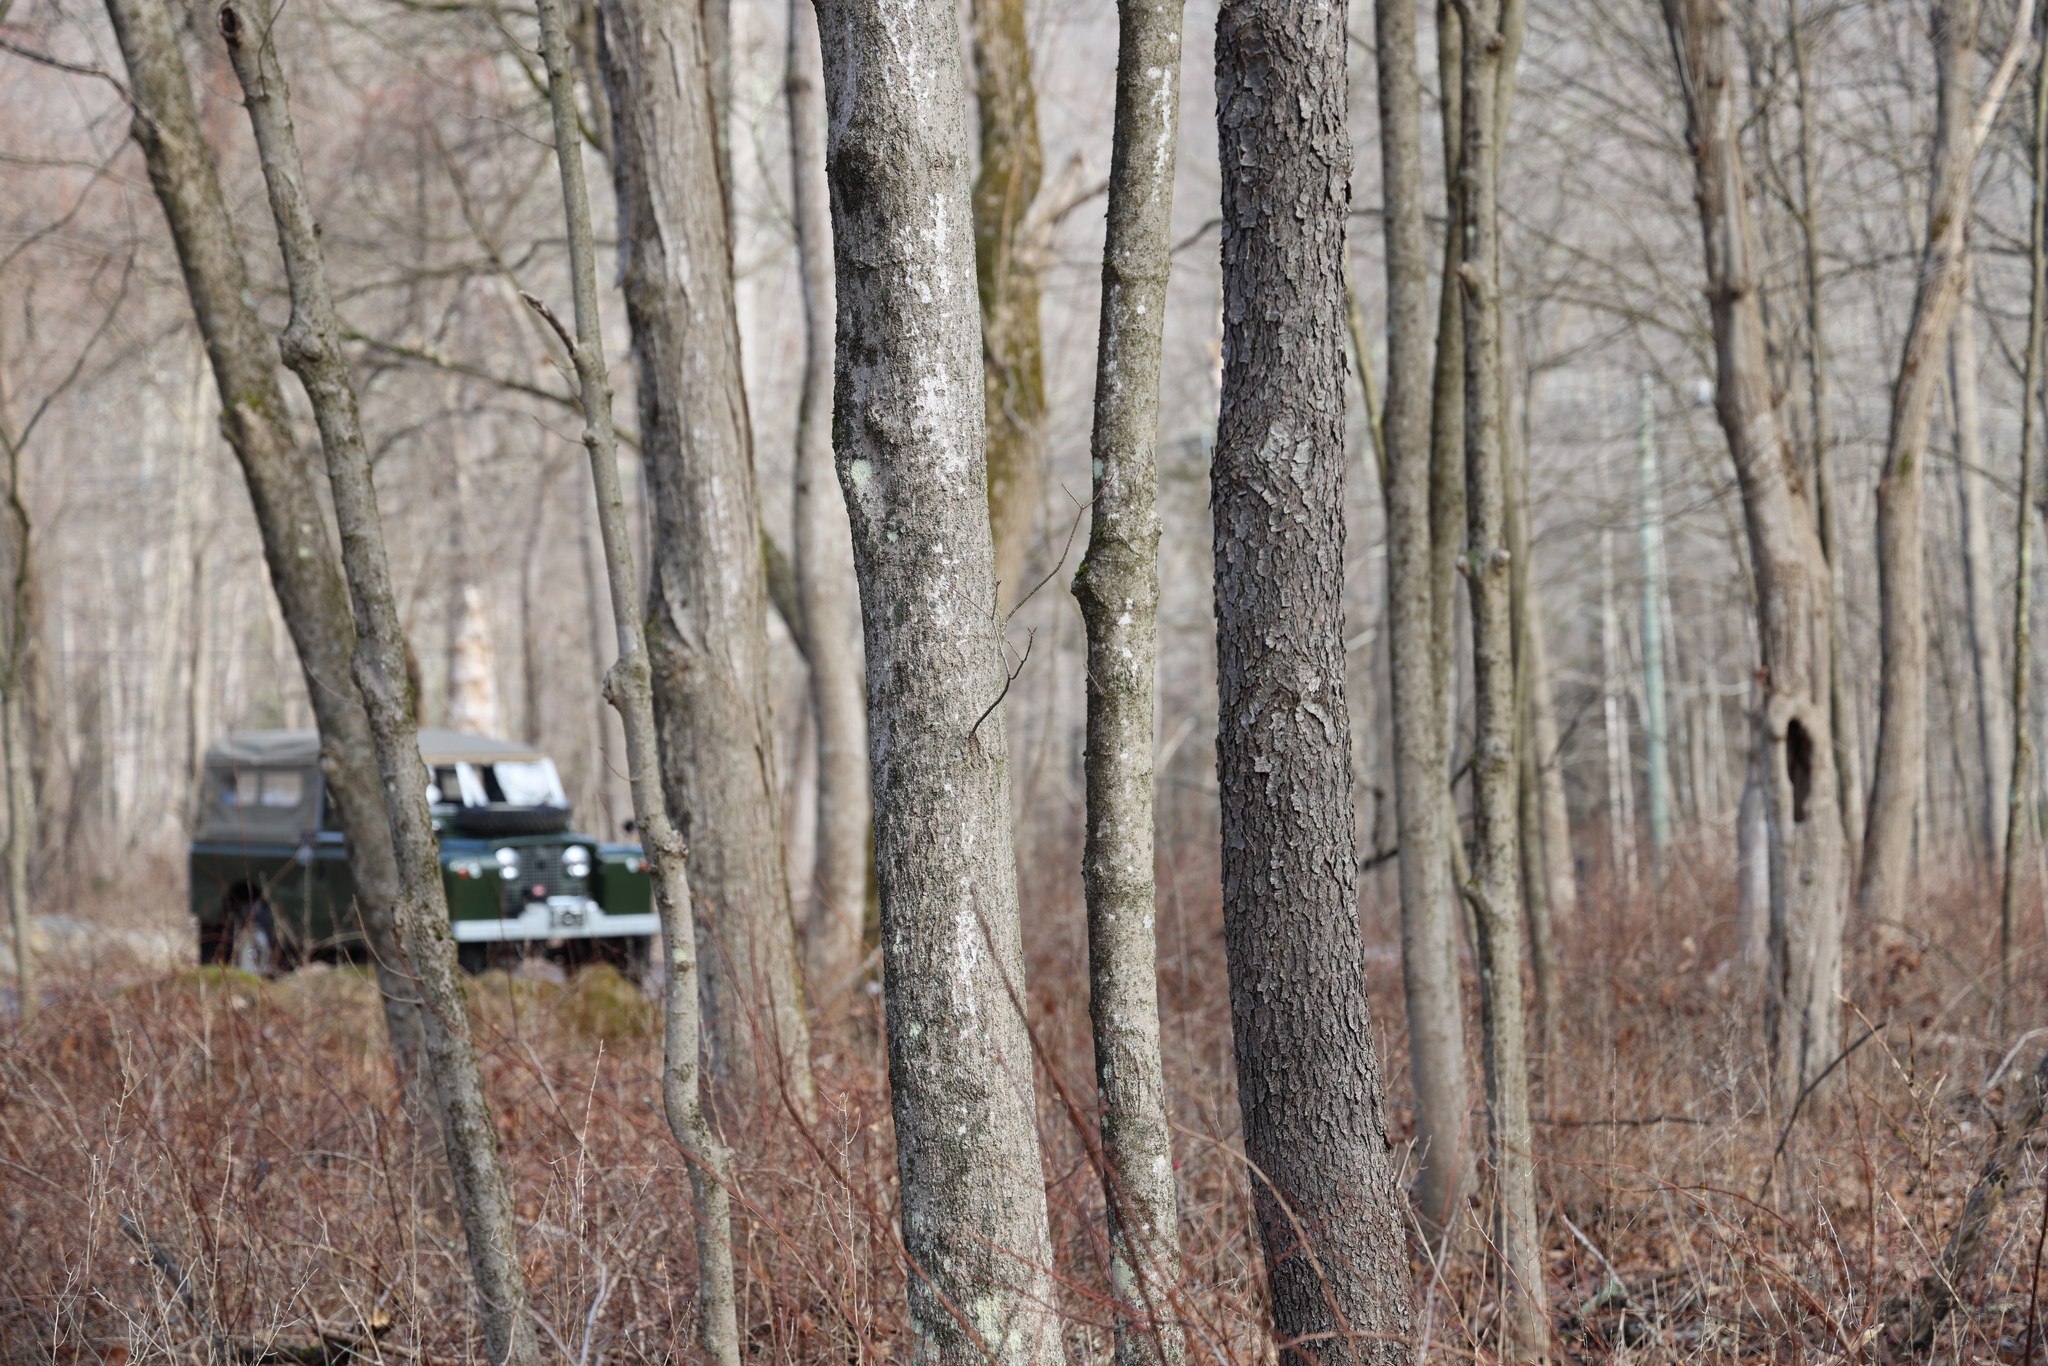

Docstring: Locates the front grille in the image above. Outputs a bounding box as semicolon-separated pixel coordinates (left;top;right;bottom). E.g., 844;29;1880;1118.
501;845;588;914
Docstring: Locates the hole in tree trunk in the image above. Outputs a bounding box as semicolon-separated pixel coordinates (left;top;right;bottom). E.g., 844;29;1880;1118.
1786;719;1813;824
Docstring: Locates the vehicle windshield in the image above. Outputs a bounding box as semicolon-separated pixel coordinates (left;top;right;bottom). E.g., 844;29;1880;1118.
427;758;568;809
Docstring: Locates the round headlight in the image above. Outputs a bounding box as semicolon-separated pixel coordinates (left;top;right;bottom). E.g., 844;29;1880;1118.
495;847;520;881
561;845;591;878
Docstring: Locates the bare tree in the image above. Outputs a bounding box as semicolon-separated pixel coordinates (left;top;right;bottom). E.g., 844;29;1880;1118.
786;0;870;1004
0;400;33;1023
811;0;1063;1356
1214;0;1416;1358
1861;0;2030;925
528;2;739;1357
1456;0;1544;1346
970;0;1047;611
1072;0;1187;1360
1951;302;2009;870
214;3;539;1356
594;0;814;1112
2000;36;2048;1013
1376;0;1471;1245
1662;0;1847;1108
100;0;429;1091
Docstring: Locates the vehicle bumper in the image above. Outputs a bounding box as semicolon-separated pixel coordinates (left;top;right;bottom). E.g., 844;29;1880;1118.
450;897;658;943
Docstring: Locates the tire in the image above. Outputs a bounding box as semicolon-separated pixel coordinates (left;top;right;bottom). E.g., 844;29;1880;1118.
197;920;230;965
446;805;573;837
457;942;490;975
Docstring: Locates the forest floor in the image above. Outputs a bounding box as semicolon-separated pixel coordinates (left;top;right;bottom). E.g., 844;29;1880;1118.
0;830;2043;1364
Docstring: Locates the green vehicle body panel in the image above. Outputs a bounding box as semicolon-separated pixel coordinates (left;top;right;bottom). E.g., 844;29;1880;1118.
188;734;651;951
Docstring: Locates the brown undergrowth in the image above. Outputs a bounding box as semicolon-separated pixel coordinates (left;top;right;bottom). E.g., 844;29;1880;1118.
1;824;2043;1363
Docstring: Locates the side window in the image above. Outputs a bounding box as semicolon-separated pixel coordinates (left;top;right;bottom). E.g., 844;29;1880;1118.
228;769;259;807
432;766;464;805
260;770;304;809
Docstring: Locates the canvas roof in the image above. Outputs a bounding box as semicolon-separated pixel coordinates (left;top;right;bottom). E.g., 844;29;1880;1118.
202;728;543;769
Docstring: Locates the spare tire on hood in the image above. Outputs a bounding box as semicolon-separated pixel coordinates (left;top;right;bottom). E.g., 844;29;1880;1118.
447;804;573;837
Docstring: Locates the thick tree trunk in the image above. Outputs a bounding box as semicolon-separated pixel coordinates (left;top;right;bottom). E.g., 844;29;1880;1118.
1073;3;1187;1362
811;0;1064;1357
100;0;428;1090
1952;301;2010;869
1456;0;1545;1349
213;7;538;1358
1214;2;1416;1360
971;0;1047;612
1662;0;1848;1109
529;5;740;1356
595;0;814;1114
787;0;871;1005
1377;0;1472;1246
1863;0;2029;924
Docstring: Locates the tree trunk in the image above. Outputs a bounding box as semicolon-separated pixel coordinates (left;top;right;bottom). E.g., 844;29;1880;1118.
100;0;429;1093
1214;2;1416;1359
1661;0;1848;1109
1638;378;1674;875
811;0;1064;1357
786;0;871;1006
1507;414;1556;1055
1736;702;1771;968
1600;524;1637;892
1073;2;1187;1361
1378;0;1472;1247
1952;300;2009;870
213;8;539;1358
529;4;741;1355
0;403;34;1023
1456;0;1545;1347
1789;6;1864;876
1863;0;2029;925
595;0;814;1114
2000;41;2048;1013
971;0;1047;613
1526;546;1575;922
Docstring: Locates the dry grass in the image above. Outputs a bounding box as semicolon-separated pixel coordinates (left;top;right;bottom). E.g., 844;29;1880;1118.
0;826;2042;1364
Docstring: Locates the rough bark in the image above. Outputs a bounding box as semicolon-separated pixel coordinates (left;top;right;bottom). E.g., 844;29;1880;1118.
100;0;428;1088
1862;0;2030;924
1661;0;1847;1109
1952;301;2009;869
1430;0;1466;781
1072;2;1187;1361
811;0;1065;1358
786;0;871;1005
971;0;1047;612
212;6;538;1358
1377;0;1471;1246
528;4;740;1356
2000;41;2048;1009
1214;1;1416;1359
1456;0;1545;1347
595;0;814;1114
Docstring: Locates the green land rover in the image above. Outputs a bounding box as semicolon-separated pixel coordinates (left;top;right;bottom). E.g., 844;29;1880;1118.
189;729;653;975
